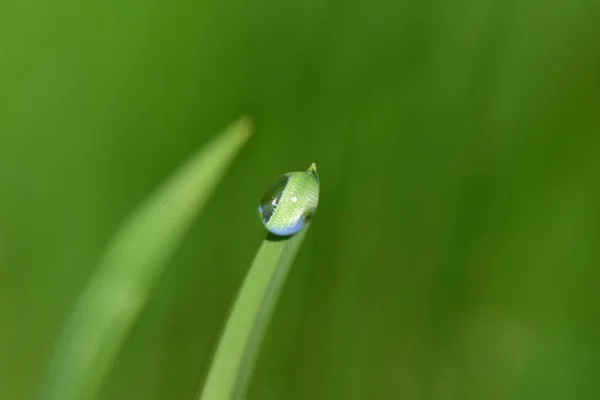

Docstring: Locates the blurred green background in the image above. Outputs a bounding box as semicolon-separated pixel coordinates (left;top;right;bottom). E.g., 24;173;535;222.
1;0;600;398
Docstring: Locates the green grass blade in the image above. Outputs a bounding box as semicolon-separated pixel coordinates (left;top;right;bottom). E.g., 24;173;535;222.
42;118;252;400
199;227;310;400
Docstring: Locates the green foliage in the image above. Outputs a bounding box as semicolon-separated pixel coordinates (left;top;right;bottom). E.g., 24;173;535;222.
41;119;251;400
200;228;310;400
2;0;600;399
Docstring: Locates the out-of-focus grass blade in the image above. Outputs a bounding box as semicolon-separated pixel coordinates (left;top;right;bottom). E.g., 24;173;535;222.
42;118;252;400
199;227;310;400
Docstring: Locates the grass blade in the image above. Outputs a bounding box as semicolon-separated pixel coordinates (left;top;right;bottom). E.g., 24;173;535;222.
42;118;252;400
199;227;310;400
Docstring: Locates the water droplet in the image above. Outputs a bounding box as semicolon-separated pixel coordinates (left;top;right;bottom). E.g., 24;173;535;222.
258;164;320;236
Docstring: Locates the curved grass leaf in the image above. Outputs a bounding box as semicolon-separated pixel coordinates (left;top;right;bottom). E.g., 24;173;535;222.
42;118;252;400
199;227;310;400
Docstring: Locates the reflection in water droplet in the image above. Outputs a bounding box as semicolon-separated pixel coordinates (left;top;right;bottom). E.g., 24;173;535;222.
258;164;320;236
